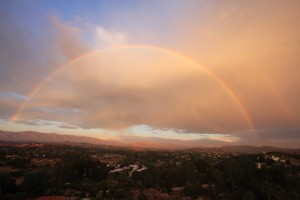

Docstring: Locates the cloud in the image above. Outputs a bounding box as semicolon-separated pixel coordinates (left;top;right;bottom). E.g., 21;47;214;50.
170;1;300;130
57;124;79;129
0;5;91;93
219;127;300;148
1;1;300;148
95;26;128;48
0;92;28;120
14;119;63;127
50;16;90;59
0;98;19;120
0;4;91;120
0;92;28;101
16;47;251;133
0;3;45;94
14;118;79;130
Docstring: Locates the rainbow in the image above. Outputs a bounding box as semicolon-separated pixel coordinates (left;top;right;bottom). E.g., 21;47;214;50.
11;44;256;133
256;71;295;126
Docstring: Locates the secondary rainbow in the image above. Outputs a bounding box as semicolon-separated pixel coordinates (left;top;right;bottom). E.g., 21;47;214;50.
11;44;256;133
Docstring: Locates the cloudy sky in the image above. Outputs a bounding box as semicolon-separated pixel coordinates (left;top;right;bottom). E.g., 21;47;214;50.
1;0;300;148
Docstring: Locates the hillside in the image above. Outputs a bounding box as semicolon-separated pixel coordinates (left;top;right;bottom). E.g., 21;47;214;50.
0;130;115;146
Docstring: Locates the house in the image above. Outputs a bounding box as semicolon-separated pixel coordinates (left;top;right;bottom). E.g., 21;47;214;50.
271;155;280;162
255;162;266;169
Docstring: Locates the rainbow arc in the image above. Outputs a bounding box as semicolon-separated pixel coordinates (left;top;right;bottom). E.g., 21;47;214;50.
11;45;256;135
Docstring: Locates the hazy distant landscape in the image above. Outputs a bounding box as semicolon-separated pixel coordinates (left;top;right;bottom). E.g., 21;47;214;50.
1;130;299;152
1;130;233;149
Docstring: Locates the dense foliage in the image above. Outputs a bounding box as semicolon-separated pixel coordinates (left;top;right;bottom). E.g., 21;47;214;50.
0;143;299;199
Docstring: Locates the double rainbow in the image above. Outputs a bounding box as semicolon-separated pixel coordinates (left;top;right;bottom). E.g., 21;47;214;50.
11;45;255;133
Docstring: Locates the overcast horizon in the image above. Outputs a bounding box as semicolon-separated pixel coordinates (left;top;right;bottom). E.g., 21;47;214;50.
1;0;300;148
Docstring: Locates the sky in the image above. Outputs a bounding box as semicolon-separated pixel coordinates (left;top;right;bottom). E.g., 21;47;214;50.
0;0;300;148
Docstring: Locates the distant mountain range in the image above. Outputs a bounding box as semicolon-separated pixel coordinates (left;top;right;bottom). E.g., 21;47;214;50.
220;145;297;153
0;130;117;146
0;130;298;152
188;145;299;153
0;130;229;149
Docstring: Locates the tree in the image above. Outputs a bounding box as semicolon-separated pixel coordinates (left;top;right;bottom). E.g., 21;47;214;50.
0;173;17;195
21;169;52;196
183;183;200;199
54;152;107;183
132;165;159;188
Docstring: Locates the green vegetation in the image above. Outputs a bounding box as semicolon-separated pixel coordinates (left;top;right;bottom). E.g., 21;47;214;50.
0;142;299;199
